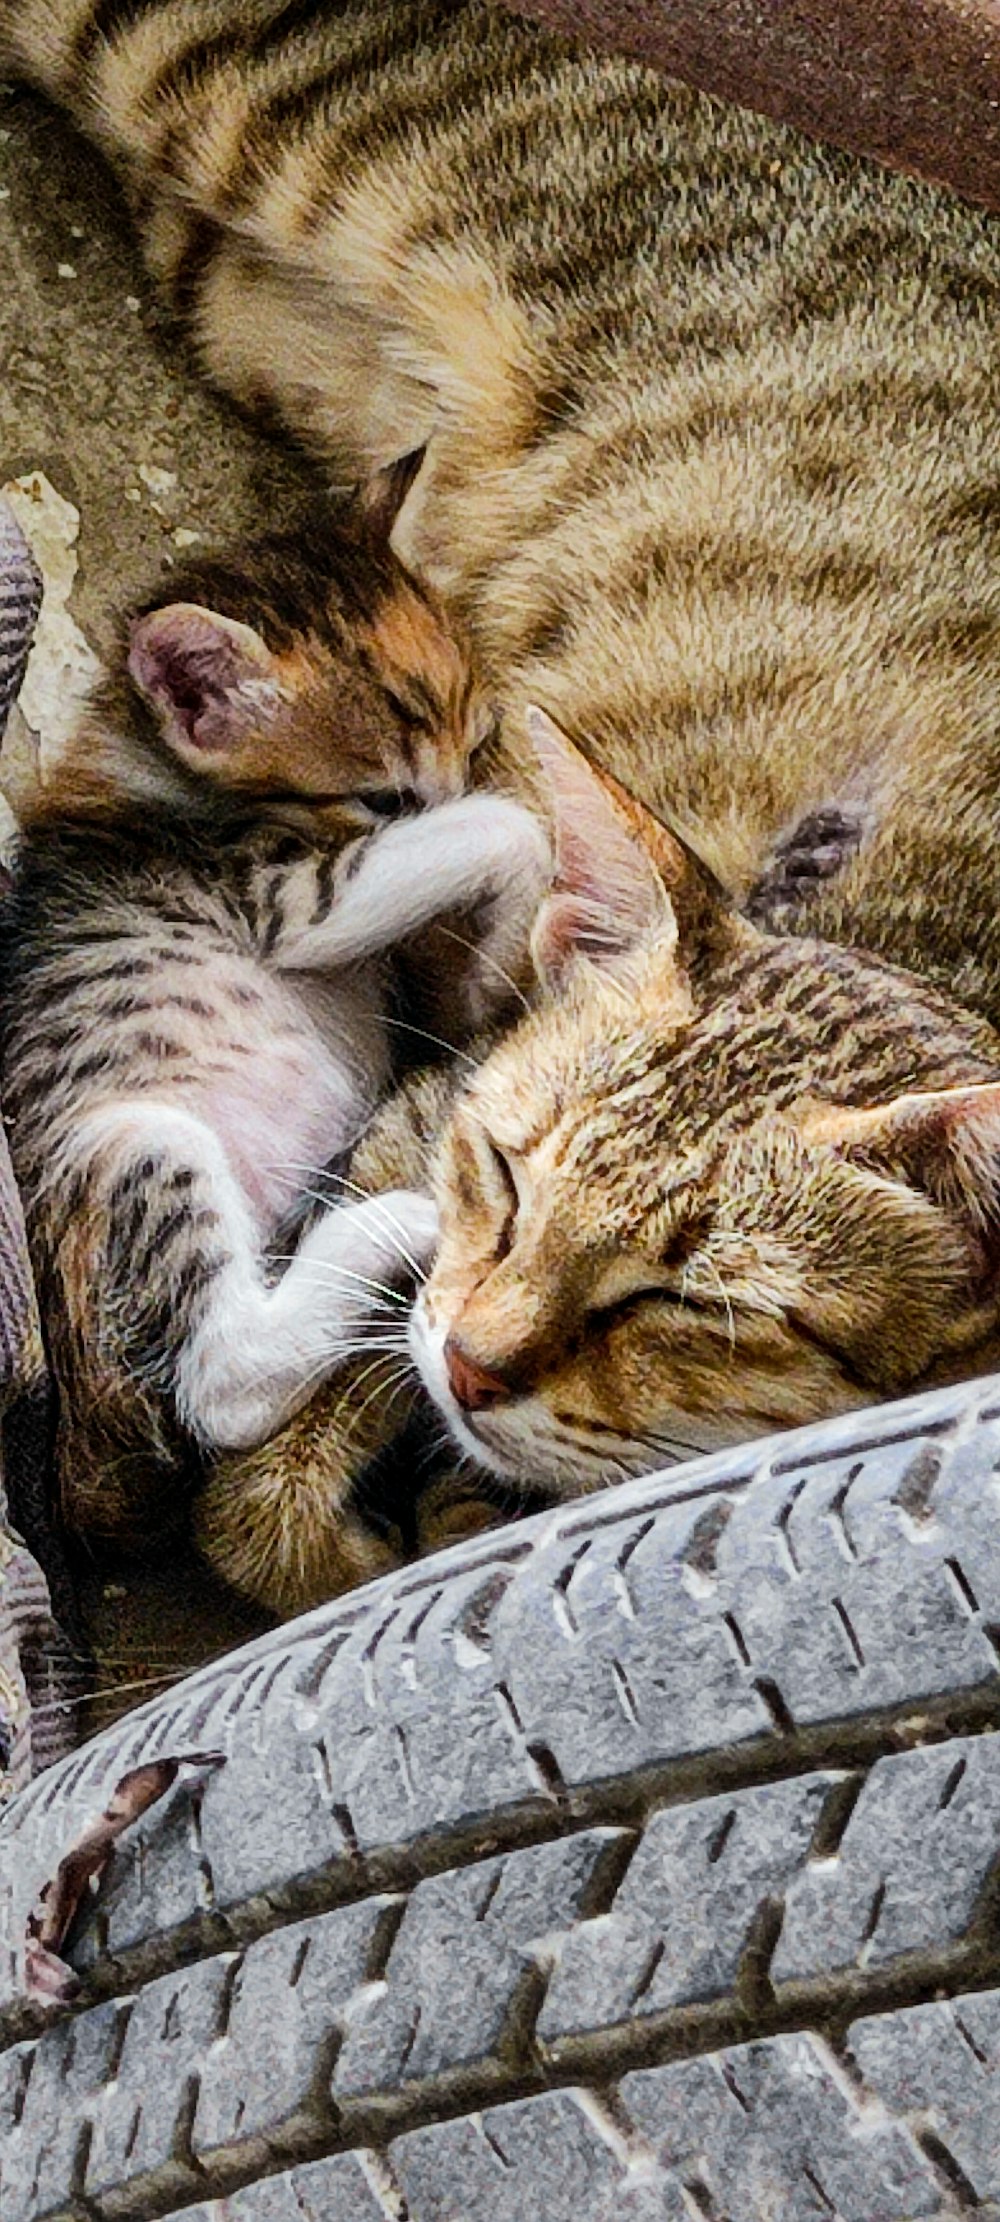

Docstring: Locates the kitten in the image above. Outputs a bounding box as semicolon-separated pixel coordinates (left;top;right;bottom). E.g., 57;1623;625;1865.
11;0;1000;1528
0;490;549;1548
192;1060;474;1614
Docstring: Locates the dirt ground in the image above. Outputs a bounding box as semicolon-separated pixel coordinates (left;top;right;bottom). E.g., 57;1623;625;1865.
0;83;313;651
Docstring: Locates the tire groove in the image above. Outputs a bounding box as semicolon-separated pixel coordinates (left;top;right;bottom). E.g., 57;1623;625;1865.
7;1686;1000;2053
73;1963;1000;2222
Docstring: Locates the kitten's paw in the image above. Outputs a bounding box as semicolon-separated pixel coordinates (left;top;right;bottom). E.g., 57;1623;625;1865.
363;1188;441;1281
455;800;552;1024
300;1187;439;1296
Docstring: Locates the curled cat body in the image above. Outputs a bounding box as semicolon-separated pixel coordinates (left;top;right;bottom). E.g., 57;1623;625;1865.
0;488;549;1554
10;0;1000;1566
6;0;1000;933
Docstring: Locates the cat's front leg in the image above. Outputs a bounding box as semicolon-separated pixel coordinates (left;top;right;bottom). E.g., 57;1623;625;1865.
275;796;552;1011
182;1185;439;1452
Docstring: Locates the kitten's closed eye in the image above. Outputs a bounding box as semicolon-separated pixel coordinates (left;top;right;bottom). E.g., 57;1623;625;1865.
385;689;434;734
361;788;410;820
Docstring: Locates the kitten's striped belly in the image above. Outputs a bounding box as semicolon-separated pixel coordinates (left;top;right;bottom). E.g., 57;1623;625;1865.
188;966;391;1228
7;925;391;1237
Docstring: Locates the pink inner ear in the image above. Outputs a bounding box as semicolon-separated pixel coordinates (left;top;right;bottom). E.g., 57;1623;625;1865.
534;891;624;979
128;611;259;755
144;647;218;746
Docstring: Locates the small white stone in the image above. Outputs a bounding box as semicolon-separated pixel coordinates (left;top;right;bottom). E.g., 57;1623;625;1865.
173;526;201;548
124;294;141;313
56;262;76;279
0;187;10;202
70;223;85;238
125;488;142;504
138;462;178;500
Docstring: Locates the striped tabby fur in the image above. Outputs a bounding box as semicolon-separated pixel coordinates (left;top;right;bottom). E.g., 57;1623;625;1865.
11;1;1000;1588
5;2;1000;993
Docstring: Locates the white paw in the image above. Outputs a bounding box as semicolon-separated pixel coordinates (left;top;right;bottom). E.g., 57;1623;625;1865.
458;802;552;1025
293;1189;439;1336
307;1187;438;1282
362;1188;440;1280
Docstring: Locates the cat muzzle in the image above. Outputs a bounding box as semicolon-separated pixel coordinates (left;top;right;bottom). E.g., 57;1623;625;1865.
443;1335;510;1413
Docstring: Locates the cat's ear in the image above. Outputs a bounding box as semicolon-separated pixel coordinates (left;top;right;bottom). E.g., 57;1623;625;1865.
801;1082;1000;1246
127;605;284;761
526;705;724;991
357;449;427;552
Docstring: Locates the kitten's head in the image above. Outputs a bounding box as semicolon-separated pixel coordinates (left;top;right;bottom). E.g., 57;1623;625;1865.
37;456;492;827
410;711;1000;1490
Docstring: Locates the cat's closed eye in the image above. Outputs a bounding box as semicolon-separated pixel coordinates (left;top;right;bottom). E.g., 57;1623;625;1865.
587;1285;687;1326
585;1219;721;1327
386;695;432;735
482;1139;520;1257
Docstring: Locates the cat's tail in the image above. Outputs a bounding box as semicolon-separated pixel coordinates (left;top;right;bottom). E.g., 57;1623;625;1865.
0;0;205;169
0;0;550;497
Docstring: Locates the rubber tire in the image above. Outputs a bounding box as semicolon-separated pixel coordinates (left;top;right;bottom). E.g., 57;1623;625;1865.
3;1374;1000;2219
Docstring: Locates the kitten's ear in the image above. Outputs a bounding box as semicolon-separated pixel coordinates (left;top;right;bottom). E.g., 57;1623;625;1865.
527;705;717;991
357;449;427;552
802;1083;1000;1246
127;605;284;761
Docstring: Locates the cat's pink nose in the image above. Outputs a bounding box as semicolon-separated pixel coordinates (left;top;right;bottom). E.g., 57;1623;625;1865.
444;1336;510;1412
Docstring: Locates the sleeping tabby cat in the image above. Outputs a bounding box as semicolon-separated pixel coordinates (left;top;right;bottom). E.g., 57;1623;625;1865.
8;0;1000;1579
0;488;548;1554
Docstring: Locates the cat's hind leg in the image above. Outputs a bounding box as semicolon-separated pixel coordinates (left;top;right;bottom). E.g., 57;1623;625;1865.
72;1100;437;1455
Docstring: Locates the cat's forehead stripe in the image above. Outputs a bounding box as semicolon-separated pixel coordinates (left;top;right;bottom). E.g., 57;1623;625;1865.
506;938;1000;1221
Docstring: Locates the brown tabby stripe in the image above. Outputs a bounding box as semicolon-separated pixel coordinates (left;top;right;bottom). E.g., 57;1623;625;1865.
395;65;650;274
68;0;170;76
602;524;888;616
145;12;283;137
222;17;524;230
148;0;317;102
311;854;336;918
246;2;454;137
148;10;340;183
144;3;459;196
272;49;524;241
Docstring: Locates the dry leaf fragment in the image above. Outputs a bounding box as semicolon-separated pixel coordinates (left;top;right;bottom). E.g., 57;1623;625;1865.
23;1750;225;2005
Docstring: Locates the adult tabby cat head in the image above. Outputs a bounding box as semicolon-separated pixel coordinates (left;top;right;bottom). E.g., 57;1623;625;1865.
27;457;491;830
411;712;1000;1490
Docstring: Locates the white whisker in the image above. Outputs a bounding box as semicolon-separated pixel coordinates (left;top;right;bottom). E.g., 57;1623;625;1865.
433;922;531;1014
702;1251;737;1355
268;1255;412;1306
325;1351;404;1436
380;1014;479;1070
295;1172;435;1284
32;1669;190;1714
267;1163;434;1285
346;1359;417;1440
